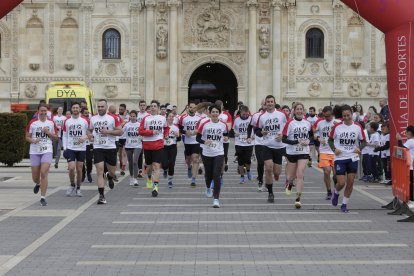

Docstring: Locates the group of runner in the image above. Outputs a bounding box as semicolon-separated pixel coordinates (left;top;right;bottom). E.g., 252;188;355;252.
26;96;414;212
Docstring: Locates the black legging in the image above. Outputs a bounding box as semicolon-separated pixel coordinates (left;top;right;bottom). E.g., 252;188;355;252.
162;145;177;176
254;145;265;183
202;155;225;199
138;151;143;171
223;143;229;164
82;144;94;179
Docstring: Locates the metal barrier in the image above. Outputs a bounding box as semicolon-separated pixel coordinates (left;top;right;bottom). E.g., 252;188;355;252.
382;146;414;222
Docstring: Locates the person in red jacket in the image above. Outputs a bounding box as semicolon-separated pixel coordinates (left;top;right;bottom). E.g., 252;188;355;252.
139;100;169;197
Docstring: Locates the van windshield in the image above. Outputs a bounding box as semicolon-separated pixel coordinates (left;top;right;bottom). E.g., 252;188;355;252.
49;98;86;113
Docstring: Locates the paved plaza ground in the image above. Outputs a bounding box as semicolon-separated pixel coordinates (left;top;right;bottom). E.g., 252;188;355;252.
0;144;413;275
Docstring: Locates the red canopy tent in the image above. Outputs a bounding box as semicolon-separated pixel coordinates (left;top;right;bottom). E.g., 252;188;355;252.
0;1;23;19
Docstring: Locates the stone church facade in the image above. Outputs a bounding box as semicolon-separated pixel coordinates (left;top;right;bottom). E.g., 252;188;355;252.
0;0;387;112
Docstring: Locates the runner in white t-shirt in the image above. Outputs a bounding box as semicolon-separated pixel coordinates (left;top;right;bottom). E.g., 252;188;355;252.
62;102;90;197
197;104;229;208
397;126;414;197
282;102;312;209
329;105;366;213
52;106;65;169
123;110;141;187
26;104;58;206
88;99;123;204
163;112;181;188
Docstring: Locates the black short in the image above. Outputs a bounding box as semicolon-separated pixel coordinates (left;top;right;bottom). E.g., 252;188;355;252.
144;149;164;165
184;144;200;156
64;149;86;163
235;145;253;166
263;147;286;165
93;148;117;166
116;139;126;148
286;154;310;163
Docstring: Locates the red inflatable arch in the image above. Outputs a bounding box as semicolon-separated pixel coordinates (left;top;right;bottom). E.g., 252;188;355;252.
341;0;414;147
0;1;23;19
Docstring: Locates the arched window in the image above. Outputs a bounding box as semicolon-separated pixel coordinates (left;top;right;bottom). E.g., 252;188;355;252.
102;28;121;59
306;28;324;58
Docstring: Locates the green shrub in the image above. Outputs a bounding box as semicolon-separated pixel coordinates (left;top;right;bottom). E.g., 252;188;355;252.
0;113;27;166
19;110;36;158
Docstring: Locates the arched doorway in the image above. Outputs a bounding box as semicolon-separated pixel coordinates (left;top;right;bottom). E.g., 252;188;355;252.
188;63;238;116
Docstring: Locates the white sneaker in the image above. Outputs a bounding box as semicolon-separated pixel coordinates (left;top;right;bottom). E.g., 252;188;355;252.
129;178;135;186
75;189;83;197
133;178;139;187
205;188;213;198
213;199;220;208
407;201;414;209
65;186;76;197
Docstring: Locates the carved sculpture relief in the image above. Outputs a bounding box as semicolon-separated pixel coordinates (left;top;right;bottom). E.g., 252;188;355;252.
310;5;320;14
184;4;243;48
156;25;168;59
348;82;362;97
104;84;118;98
26;9;43;28
61;10;78;28
366;82;380;97
259;26;270;58
25;84;38;98
156;2;168;24
307;82;321;97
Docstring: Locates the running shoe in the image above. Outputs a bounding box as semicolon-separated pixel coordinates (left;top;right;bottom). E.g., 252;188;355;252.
205;187;213;198
65;186;76;197
40;198;47;206
325;191;332;200
191;181;196;187
224;164;228;172
97;195;107;204
129;178;135;186
106;172;115;189
267;193;275;203
152;185;159;197
331;192;339;206
33;183;40;194
163;170;168;179
54;163;58;169
133;179;139;187
87;172;93;183
75;189;83;197
257;181;263;192
187;167;192;178
295;198;301;209
307;160;312;167
198;167;203;175
340;204;349;213
385;180;392;186
213;199;220;208
247;171;253;181
379;179;388;184
239;176;245;184
146;178;153;189
138;170;143;178
113;175;119;182
120;170;125;176
285;182;293;196
359;175;368;181
168;180;173;188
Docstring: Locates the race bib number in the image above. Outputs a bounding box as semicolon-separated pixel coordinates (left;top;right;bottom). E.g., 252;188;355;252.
208;141;218;149
351;155;360;162
38;145;49;153
128;138;140;145
295;145;304;152
97;135;108;145
71;137;83;148
239;135;248;143
165;138;173;146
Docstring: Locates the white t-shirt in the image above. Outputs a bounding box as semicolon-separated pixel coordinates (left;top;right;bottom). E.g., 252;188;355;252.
140;114;167;143
164;124;180;146
53;115;66;138
306;115;319;126
62;116;90;151
89;114;121;149
250;111;264;146
179;113;201;145
123;121;142;149
314;118;338;155
282;118;311;155
330;122;366;161
198;120;228;157
256;109;288;149
219;112;232;144
26;118;57;155
367;132;380;156
233;115;253;147
379;133;390;158
403;138;414;170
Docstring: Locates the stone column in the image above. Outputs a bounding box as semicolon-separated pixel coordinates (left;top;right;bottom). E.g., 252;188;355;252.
82;2;94;87
333;2;344;96
168;0;181;106
10;8;20;100
247;0;258;111
286;1;296;97
272;1;284;104
130;1;141;98
145;1;157;102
